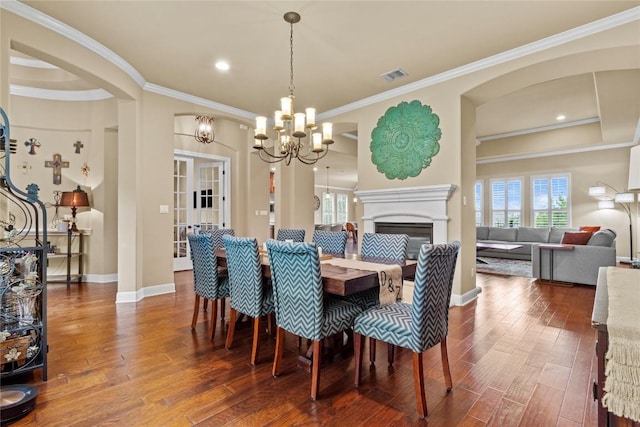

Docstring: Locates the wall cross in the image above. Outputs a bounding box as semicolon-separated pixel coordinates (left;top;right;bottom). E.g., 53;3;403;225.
44;153;69;185
74;140;84;154
25;138;41;155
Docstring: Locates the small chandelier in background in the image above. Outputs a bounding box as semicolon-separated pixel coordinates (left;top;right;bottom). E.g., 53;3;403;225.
194;115;215;144
253;11;334;165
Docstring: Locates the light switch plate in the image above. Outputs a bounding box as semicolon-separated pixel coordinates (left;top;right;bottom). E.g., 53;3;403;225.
159;205;169;214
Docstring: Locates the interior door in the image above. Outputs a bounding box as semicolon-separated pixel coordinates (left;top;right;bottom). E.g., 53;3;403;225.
196;162;226;230
173;156;193;271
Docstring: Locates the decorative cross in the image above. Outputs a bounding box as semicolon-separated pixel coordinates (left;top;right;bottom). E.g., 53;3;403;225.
19;161;32;174
24;138;41;155
74;140;84;154
81;162;90;177
44;153;69;185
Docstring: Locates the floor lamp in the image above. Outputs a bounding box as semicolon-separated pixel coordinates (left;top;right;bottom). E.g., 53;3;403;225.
628;145;640;266
589;183;635;264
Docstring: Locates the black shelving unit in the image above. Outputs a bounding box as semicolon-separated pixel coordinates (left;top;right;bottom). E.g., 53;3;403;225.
0;107;48;381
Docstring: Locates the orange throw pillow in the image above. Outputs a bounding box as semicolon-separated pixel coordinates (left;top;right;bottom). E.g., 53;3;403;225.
561;231;593;245
579;226;601;233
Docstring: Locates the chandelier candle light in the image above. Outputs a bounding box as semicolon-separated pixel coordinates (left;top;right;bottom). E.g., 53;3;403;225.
253;12;333;165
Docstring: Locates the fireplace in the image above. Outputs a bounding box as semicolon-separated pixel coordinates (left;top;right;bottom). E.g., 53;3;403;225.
355;184;456;246
375;222;433;242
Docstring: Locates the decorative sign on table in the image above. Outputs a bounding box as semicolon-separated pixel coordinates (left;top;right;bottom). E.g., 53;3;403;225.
370;100;442;180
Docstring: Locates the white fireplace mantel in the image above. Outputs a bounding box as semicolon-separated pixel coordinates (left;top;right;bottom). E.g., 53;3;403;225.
355;184;456;244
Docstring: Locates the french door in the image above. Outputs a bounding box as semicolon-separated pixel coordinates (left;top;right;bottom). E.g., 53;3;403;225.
173;152;229;271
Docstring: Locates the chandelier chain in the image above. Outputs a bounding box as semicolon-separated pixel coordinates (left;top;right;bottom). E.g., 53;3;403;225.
289;20;295;96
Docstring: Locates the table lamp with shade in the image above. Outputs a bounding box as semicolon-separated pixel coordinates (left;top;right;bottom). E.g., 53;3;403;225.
59;186;90;232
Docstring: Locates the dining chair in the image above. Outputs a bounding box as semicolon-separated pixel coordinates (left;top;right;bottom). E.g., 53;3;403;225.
187;233;230;340
360;232;409;260
349;232;410;362
265;240;363;400
347;232;410;309
353;241;460;419
199;228;234;312
312;230;347;255
345;222;357;242
223;235;275;365
276;228;305;242
203;228;235;250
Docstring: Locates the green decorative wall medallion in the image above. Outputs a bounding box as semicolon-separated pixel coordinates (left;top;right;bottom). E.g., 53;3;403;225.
370;100;441;180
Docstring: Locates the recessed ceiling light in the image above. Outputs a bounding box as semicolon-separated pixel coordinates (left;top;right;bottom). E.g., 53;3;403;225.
215;61;230;71
556;114;566;121
313;167;318;172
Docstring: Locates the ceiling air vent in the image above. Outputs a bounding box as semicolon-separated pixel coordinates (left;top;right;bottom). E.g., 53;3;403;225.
379;68;408;82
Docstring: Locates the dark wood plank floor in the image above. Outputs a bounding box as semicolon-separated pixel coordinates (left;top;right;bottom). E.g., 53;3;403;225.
5;264;601;426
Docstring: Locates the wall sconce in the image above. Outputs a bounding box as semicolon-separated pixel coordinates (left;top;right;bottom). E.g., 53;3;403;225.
59;186;90;232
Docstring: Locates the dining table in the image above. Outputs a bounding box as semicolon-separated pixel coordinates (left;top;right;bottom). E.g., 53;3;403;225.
215;248;417;297
215;247;417;370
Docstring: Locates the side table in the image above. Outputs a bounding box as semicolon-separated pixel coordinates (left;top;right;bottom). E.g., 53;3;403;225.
538;243;574;284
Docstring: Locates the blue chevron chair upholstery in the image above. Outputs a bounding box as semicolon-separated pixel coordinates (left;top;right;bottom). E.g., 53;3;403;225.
187;233;231;340
203;228;235;250
223;235;275;365
360;232;410;260
199;228;234;312
347;232;410;311
276;228;305;242
312;230;347;255
266;240;363;400
353;241;461;419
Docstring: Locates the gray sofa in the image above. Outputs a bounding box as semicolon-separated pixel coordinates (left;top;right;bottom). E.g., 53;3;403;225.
476;226;577;261
531;228;617;286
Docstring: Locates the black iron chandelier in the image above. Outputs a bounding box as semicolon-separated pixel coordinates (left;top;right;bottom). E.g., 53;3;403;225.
253;12;333;165
194;115;215;144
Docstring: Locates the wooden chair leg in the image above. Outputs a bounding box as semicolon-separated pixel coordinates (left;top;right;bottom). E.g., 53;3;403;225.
191;295;201;329
225;308;237;349
203;298;208;312
311;340;323;400
267;314;274;336
354;333;364;387
220;298;226;322
250;316;261;366
272;327;285;377
440;338;453;391
369;337;376;364
209;300;218;340
387;343;395;366
413;351;428;419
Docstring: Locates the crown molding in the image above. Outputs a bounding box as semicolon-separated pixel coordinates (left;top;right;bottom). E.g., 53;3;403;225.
477;117;601;142
10;85;113;101
144;83;256;121
2;0;145;87
10;55;58;69
2;0;638;120
318;7;640;121
476;140;635;164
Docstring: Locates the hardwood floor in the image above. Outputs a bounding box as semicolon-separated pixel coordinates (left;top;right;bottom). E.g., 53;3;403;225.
4;266;600;426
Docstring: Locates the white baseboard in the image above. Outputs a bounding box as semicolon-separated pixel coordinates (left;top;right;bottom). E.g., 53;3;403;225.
82;273;118;283
116;282;176;303
450;286;483;306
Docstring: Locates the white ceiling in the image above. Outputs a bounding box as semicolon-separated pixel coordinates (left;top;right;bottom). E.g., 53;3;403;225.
5;1;640;189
